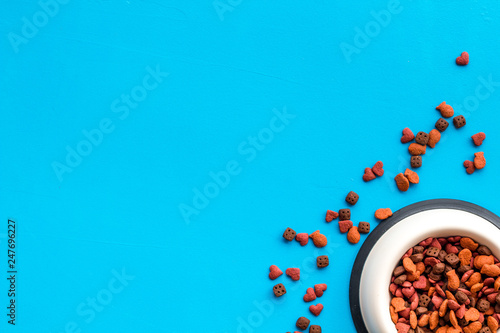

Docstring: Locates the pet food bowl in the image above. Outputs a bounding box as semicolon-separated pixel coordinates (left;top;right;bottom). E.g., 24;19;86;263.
349;199;500;333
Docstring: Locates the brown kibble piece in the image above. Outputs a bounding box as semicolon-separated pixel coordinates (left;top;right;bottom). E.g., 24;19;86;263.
345;191;359;205
309;325;322;333
453;115;466;128
358;222;370;234
338;209;351;221
427;129;441;148
435;118;449;132
283;227;296;241
436;101;454;118
404;168;419;184
316;255;329;268
273;283;286;297
409;143;427;156
347;226;360;244
375;208;392;220
411;156;422;168
296;317;310;330
416;131;429;145
395;173;410;192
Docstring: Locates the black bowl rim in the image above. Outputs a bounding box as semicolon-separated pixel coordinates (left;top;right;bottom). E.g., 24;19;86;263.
349;199;500;333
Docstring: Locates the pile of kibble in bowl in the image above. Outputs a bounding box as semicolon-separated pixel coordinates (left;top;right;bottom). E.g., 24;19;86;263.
390;236;500;333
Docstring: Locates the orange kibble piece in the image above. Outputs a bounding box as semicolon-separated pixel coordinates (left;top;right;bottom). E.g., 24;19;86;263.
465;308;480;322
465;272;483;288
464;321;482;333
436;327;448;333
429;311;439;330
439;299;449;317
460;237;479;251
458;248;472;266
445;290;457;302
474;152;486;169
418;313;429;327
404;168;419;184
470;282;483;294
403;257;417;273
446;270;460;291
494;276;500;291
375;208;392;220
391;297;406;312
474;255;494;270
347;226;360;244
487;316;499;332
436;101;454;118
415;262;425;274
395;173;410;191
410;310;417;329
427;129;441;148
409;143;427;155
481;264;500;277
309;230;328;247
449;310;460;330
390;305;398;324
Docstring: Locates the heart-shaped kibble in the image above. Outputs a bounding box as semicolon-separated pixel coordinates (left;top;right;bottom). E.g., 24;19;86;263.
401;127;415;143
412;275;427;290
402;286;415;299
286;268;300;281
303;287;317;302
314;283;327;297
325;209;338;222
372;161;384;177
268;265;283;280
472;132;486;146
295;233;309;246
338;220;353;233
456;51;469;66
362;167;376;182
309;303;323;316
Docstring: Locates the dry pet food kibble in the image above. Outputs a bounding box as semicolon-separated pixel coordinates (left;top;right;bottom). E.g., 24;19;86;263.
435;118;449;132
472;132;486;146
338;220;353;233
273;283;286;297
296;317;310;330
464;160;476;174
309;230;327;248
395;173;410;192
436;102;454;118
295;233;309;246
411;156;422;168
389;236;500;332
401;128;415;143
456;51;469;66
314;284;327;297
404;168;419;184
416;131;429;145
347;226;360;244
363;167;376;182
269;265;283;280
474;152;486;169
372;161;384;176
339;208;351;221
309;325;322;333
453;115;466;128
316;255;329;268
283;227;296;241
303;288;316;302
358;222;370;234
427;129;441;148
309;303;323;316
345;191;359;205
409;143;427;156
286;268;300;281
325;210;338;222
375;208;392;220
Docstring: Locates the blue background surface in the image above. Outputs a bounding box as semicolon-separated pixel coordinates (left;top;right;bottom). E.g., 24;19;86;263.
1;1;500;332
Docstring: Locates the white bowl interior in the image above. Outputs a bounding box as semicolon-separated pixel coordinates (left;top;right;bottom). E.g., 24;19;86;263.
359;208;500;333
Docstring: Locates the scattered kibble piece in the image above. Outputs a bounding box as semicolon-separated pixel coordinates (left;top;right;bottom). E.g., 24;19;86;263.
416;131;429;145
474;152;486;169
435;118;449;132
303;288;317;302
456;51;469;66
325;209;338;222
309;303;323;316
464;160;475;174
472;132;486;146
375;208;393;220
409;143;427;155
427;129;441;148
372;161;384;176
286;268;300;281
395;173;410;192
401;128;415;143
358;221;370;234
345;191;359;205
436;101;454;118
283;227;296;241
363;167;376;182
453;115;466;128
314;284;327;297
404;168;419;184
339;208;351;221
295;233;309;246
309;230;327;248
411;156;422;168
269;265;283;280
296;317;310;330
347;226;360;244
316;255;329;268
273;283;286;297
338;220;353;233
309;325;322;333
